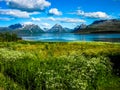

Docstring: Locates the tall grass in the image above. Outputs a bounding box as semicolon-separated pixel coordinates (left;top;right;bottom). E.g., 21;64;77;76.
0;41;120;90
0;48;114;90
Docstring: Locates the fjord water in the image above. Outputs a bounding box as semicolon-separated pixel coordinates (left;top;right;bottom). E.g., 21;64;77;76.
21;33;120;42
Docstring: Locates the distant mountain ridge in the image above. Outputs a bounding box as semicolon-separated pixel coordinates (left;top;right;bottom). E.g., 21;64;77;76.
15;24;44;35
8;23;22;30
0;19;120;34
0;23;71;34
0;27;11;32
73;19;120;33
0;23;44;35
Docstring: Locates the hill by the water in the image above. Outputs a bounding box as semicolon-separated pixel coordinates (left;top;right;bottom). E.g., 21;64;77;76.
73;19;120;33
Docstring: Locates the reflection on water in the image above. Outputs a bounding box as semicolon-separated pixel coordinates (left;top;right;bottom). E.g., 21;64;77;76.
94;38;120;42
21;33;120;42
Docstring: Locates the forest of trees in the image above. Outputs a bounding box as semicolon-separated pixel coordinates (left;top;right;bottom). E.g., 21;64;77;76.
0;32;21;42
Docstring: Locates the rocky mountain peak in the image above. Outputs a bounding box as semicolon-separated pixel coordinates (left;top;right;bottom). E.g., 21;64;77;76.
8;23;23;30
74;24;87;31
47;24;66;33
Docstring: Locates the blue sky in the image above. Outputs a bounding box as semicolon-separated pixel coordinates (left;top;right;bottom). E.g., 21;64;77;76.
0;0;120;29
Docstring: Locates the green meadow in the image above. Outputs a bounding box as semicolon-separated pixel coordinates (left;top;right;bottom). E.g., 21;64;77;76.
0;41;120;90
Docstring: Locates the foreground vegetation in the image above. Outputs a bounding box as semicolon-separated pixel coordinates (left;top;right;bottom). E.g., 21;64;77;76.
0;41;120;90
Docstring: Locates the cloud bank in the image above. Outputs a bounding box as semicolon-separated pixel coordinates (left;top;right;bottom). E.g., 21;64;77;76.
0;17;14;21
77;10;110;19
31;17;41;21
70;10;110;19
6;0;51;12
43;17;86;23
0;9;30;18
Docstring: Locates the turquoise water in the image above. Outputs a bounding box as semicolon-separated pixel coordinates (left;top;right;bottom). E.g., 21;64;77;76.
21;33;120;42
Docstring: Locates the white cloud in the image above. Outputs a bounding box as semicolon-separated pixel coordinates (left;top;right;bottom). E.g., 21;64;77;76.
29;12;41;15
23;22;33;25
46;17;56;21
0;9;30;18
0;9;40;18
31;17;41;21
77;10;110;19
43;17;86;23
41;23;50;27
0;17;14;21
57;18;86;23
6;0;51;12
48;8;62;16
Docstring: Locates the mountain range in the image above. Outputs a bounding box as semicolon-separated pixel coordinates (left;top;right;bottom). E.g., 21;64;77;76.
0;19;120;35
0;23;44;35
73;19;120;33
0;23;72;35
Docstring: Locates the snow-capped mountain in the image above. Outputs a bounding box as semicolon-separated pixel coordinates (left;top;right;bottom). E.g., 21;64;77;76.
47;24;66;33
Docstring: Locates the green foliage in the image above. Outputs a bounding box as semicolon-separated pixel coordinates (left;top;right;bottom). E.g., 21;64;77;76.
0;73;25;90
0;42;120;90
0;48;116;90
0;32;21;42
